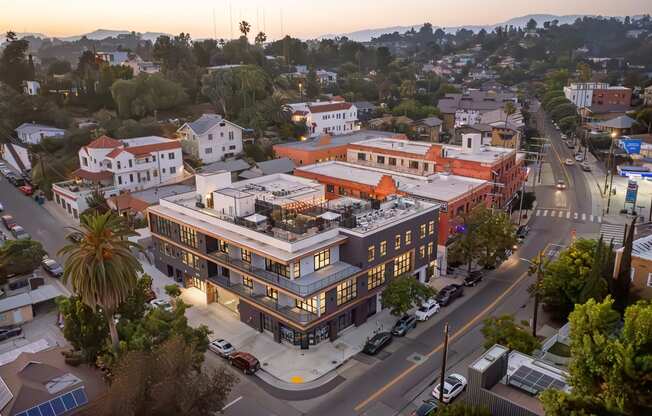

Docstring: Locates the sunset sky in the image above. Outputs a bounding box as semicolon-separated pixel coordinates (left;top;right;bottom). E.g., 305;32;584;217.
1;0;650;40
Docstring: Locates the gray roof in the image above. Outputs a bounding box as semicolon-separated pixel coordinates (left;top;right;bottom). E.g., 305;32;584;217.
437;91;518;114
0;285;64;314
415;116;442;127
183;114;243;135
274;130;400;151
257;157;295;175
132;183;196;204
201;159;251;174
15;123;65;135
353;101;376;111
600;115;637;129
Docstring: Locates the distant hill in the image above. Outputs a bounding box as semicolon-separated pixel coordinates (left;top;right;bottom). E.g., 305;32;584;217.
58;29;168;42
317;14;592;42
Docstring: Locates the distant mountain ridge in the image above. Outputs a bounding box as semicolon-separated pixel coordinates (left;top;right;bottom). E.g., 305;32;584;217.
11;29;168;43
317;14;593;42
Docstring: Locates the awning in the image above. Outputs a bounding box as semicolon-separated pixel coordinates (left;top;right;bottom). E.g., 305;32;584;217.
318;211;341;221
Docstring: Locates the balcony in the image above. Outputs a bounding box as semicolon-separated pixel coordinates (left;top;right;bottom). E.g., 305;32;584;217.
207;250;360;297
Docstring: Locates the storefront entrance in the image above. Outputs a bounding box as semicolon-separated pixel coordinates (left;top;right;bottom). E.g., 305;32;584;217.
216;288;240;315
186;275;207;292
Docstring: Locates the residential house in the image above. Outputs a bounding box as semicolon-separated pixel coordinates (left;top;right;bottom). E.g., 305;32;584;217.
353;101;376;122
177;114;244;164
287;101;359;138
368;115;413;130
148;172;439;348
52;135;185;222
239;158;295;180
124;55;161;75
0;285;65;326
411;117;443;142
437;91;518;132
590;115;637;136
15;123;65;145
316;69;337;85
563;82;631;113
96;51;129;66
478;108;525;149
22;80;40;96
614;233;652;300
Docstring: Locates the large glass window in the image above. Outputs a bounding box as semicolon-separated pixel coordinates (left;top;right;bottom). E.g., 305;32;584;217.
368;245;375;262
295;292;326;315
405;230;412;245
367;264;386;290
265;259;289;278
380;240;387;256
152;215;173;238
428;220;435;235
420;224;426;239
241;249;252;263
218;240;229;254
337;278;357;305
266;286;278;300
395;234;401;250
393;252;412;277
243;276;254;289
180;226;197;248
314;249;330;271
181;250;200;270
293;262;301;278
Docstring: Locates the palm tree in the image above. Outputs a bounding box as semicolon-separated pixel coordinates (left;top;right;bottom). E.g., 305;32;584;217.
59;212;143;350
254;31;267;46
239;21;251;39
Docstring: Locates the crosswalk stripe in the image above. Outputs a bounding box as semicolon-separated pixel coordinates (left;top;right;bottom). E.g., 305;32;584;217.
566;211;571;219
543;210;548;217
582;213;586;221
590;215;594;222
536;210;541;216
597;216;602;223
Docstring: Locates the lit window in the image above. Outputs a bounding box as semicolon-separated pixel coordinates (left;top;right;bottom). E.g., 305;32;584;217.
295;292;325;315
428;220;435;235
266;286;278;300
419;245;425;258
241;249;252;263
368;245;375;262
420;224;426;239
293;262;301;278
180;226;197;248
243;276;254;289
367;264;385;290
395;234;401;250
380;241;387;256
314;249;330;271
428;242;434;257
405;230;412;245
393;252;412;277
336;278;357;305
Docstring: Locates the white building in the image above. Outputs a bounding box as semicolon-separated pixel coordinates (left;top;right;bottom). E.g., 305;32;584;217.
316;70;337;85
96;51;130;66
52;135;186;222
15;123;66;145
563;82;608;108
288;101;359;138
23;81;40;96
177;114;244;164
124;55;161;75
0;142;31;173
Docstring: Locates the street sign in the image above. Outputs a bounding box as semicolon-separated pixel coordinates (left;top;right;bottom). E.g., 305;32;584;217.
619;138;642;155
625;180;639;204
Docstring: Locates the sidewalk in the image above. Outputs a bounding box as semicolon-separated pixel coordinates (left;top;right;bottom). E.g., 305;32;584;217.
41;199;78;229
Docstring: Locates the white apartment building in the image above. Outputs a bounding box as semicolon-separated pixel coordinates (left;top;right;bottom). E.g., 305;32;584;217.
15;123;66;145
563;82;609;108
177;114;244;164
52;135;185;222
288;101;359;138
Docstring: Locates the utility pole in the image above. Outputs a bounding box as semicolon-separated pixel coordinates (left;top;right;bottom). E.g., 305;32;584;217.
606;163;615;214
438;322;450;404
649;194;652;223
517;181;525;227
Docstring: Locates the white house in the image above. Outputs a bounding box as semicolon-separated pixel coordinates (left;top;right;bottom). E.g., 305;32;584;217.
23;81;40;96
15;123;66;145
96;51;130;66
52;135;186;222
0;142;31;173
316;69;337;85
124;55;161;76
288;101;359;138
177;114;244;164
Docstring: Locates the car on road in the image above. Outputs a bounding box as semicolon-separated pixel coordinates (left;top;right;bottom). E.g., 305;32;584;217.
363;332;393;355
574;154;584;162
580;162;591;172
564;158;575;166
10;225;30;240
556;180;567;190
392;314;417;336
431;373;467;403
463;270;483;287
1;215;16;230
18;185;34;196
149;298;173;312
208;338;236;358
229;352;260;375
0;168;10;177
566;141;574;149
560;134;567;140
411;399;439;416
8;175;25;187
41;258;64;277
415;299;440;321
435;284;464;306
0;326;22;342
516;225;530;242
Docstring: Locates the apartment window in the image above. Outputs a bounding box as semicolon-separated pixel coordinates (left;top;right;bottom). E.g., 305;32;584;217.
129;174;134;183
265;259;289;278
180;226;198;248
266;286;278;300
295;292;325;315
229;131;235;140
205;148;213;154
368;245;375;262
154;215;173;238
367;264;386;290
419;245;426;258
81;157;88;167
314;249;330;271
218;240;229;254
388;157;397;166
243;276;254;289
428;220;435;235
420;224;426;239
394;252;412;277
293;262;300;278
241;248;252;263
647;273;652;287
118;176;123;185
229;145;236;150
377;155;385;164
424;163;429;171
409;160;419;170
152;155;156;161
405;230;412;245
326;184;335;193
380;240;387;256
428;242;434;257
117;161;121;169
181;250;200;270
170;167;176;174
338;186;347;196
357;153;366;161
129;159;133;168
208;133;213;140
395;234;401;250
168;152;175;159
336;278;357;305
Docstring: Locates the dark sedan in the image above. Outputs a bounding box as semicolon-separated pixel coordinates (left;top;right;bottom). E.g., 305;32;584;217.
363;332;392;355
42;258;64;278
435;284;464;306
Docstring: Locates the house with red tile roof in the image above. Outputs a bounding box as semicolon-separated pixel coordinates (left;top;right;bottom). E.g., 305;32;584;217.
287;100;360;138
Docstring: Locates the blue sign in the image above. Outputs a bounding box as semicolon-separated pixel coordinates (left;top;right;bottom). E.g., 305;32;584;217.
625;180;639;204
620;139;642;155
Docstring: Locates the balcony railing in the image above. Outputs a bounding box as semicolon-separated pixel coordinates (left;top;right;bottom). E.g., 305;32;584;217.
206;250;359;297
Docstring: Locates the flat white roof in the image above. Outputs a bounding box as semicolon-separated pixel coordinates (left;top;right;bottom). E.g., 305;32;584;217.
217;173;323;206
442;144;513;164
121;136;172;147
353;138;431;155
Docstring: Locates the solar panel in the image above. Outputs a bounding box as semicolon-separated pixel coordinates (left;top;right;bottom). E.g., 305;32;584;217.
508;365;567;395
13;387;88;416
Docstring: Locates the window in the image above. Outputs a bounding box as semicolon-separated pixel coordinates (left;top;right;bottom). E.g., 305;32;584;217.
296;292;325;315
129;159;133;168
380;240;387;256
218;240;229;254
228;131;234;140
314;249;330;271
241;249;252;263
129;174;134;182
326;184;335;193
428;242;434;257
395;234;401;250
388;157;397;166
266;286;278;300
394;252;412;277
293;262;300;278
420;224;426;239
154;215;173;237
243;276;254;289
205;148;213;154
357;153;366;161
117;161;121;169
229;145;236;150
405;230;412;245
336;278;357;305
181;250;200;270
118;176;123;185
368;245;375;262
367;264;385;290
419;245;425;258
265;259;289;278
377;155;385;164
168;152;175;159
208;133;213;140
409;160;419;170
647;273;652;287
180;226;197;248
170;166;176;174
82;157;88;166
428;220;435;235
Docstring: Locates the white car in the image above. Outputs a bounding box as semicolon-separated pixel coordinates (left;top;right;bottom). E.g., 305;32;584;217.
564;158;575;166
209;339;236;358
149;298;173;312
415;299;441;321
432;373;467;403
574;154;584;162
560;134;568;140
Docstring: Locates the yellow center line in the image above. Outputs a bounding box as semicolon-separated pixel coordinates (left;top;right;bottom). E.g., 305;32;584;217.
353;245;547;413
548;135;571;185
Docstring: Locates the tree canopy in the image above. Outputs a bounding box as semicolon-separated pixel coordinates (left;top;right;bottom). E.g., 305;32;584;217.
381;275;435;316
111;74;187;119
0;239;46;282
481;314;540;354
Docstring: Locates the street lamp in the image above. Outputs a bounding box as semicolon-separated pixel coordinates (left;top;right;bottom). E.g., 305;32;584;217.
605;131;619;214
298;82;303;101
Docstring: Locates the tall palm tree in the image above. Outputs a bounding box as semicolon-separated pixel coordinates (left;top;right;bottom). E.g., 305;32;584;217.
502;101;517;148
59;212;143;350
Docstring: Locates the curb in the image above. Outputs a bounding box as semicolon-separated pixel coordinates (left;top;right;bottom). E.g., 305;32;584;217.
255;365;344;391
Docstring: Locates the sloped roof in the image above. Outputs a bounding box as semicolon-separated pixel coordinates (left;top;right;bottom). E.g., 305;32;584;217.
105;148;124;158
308;102;353;113
415;116;443;127
182;114;244;135
256;157;295;175
124;140;181;156
86;135;122;149
108;193;151;213
71;169;113;182
15;123;65;135
600;115;637;129
201;159;251;173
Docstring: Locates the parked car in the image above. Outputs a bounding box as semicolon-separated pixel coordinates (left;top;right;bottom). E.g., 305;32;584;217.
564;158;575;166
516;225;530;242
41;258;64;277
1;215;16;230
392;314;417;336
556;180;567;190
415;299;440;321
18;185;33;196
560;134;568;140
0;168;10;177
431;373;467;403
574;154;584;162
8;175;25;187
566;141;574;149
0;326;22;342
149;298;173;312
208;338;236;358
435;284;464;306
362;332;393;355
463;271;483;287
229;352;260;375
10;225;30;240
411;399;439;416
580;162;591;172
